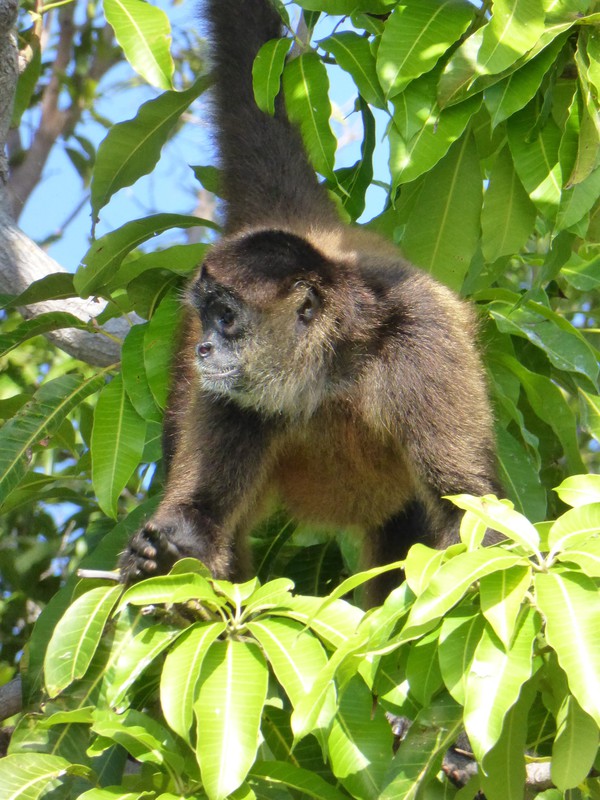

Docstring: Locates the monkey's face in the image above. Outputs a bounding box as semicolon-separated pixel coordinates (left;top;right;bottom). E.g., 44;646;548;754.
188;268;334;417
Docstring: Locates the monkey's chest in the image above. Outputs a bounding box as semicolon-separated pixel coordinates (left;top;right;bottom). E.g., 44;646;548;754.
271;415;414;528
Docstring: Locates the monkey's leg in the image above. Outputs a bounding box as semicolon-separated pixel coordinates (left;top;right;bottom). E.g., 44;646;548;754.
365;501;432;607
119;399;273;583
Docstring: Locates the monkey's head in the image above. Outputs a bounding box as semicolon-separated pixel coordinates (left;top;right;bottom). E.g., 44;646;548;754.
186;229;364;417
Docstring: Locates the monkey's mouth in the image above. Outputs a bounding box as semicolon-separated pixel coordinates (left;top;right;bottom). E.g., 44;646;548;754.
199;367;240;383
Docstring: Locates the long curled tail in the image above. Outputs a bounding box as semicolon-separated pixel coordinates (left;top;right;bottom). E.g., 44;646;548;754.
204;0;338;232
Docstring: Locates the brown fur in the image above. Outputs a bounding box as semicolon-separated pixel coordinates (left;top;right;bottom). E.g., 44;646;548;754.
118;0;501;603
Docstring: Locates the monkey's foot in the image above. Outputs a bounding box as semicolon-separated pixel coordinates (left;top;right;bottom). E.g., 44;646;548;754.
119;519;184;583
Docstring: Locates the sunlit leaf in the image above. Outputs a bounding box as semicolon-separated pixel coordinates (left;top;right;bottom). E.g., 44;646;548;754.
323;32;385;109
45;585;122;697
438;605;485;704
104;0;174;90
479;565;531;648
463;606;540;761
91;79;208;221
252;38;292;116
551;694;599;791
554;474;600;507
283;53;336;179
535;570;600;726
195;640;268;800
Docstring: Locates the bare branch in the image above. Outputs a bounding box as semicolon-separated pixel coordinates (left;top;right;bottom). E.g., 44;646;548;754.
0;207;139;365
0;677;21;723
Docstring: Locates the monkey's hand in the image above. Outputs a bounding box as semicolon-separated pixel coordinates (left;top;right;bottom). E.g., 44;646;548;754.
119;508;214;584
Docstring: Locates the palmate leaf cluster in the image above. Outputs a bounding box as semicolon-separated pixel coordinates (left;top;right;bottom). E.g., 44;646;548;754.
0;0;599;797
2;479;600;799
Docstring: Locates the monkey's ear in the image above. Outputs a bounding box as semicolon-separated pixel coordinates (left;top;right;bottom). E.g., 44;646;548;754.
295;283;321;325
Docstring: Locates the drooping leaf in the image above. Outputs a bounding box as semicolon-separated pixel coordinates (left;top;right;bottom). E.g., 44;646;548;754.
91;373;146;519
323;32;385;109
463;606;540;761
481;146;537;261
104;0;174;90
548;503;600;557
74;214;215;297
377;0;474;99
479;565;532;648
91;79;209;221
248;760;349;800
0;372;107;505
0;753;74;800
195;640;269;800
44;585;122;697
327;675;394;800
535;570;600;726
121;323;162;423
551;694;599;791
554;474;600;507
252;37;292;115
160;621;226;741
401;132;483;290
438;605;485;704
283;53;336;180
144;290;180;409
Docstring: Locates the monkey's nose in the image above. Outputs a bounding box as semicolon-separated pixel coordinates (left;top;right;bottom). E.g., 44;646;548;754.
197;342;213;358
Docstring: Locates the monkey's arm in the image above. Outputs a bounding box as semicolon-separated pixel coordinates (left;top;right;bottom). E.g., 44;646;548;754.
119;396;274;582
205;0;338;232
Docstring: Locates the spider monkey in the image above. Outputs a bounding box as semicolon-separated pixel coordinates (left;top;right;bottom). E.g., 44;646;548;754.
119;0;501;602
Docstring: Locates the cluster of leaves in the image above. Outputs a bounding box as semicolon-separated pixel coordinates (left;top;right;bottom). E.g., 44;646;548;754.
0;0;598;795
2;476;599;799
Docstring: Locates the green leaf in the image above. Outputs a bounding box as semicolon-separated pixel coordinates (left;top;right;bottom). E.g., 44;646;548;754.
327;675;393;800
405;628;443;706
92;708;184;772
283;53;336;180
0;372;106;506
195;640;269;800
477;0;546;76
403;543;445;596
401;549;526;637
91;374;146;519
390;80;481;187
479;677;537;800
380;694;463;799
551;694;600;791
481;146;536;261
78;789;149;799
0;312;90;358
496;353;585;474
252;38;292;115
161;621;226;741
144;290;180;409
104;0;174;90
275;595;364;649
548;503;600;557
74;214;215;297
489;301;599;384
496;427;547;521
484;34;568;128
377;0;474;99
91;79;208;221
323;32;385;109
507;103;562;219
554;474;600;507
448;494;542;557
463;606;540;761
535;570;600;725
118;571;221;609
401;132;482;290
557;165;600;231
580;389;600;443
0;753;72;800
556;538;600;577
247;617;331;712
44;585;122;697
249;760;349;800
106;623;182;709
479;565;532;648
121;323;161;423
438;605;485;704
0;271;76;310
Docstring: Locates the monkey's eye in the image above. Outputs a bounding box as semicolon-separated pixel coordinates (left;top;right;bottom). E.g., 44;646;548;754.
217;305;237;335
